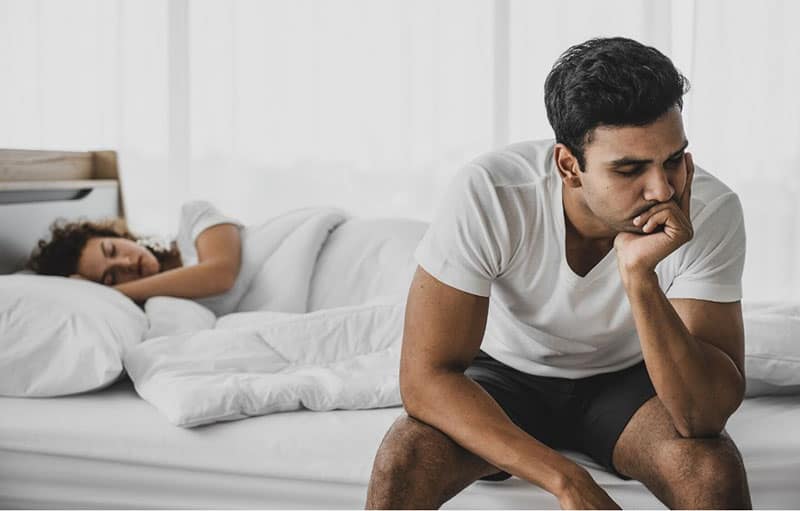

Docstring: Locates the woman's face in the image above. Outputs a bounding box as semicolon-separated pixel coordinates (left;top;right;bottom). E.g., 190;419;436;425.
76;236;160;285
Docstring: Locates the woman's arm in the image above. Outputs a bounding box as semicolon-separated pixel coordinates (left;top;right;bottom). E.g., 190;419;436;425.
114;223;241;303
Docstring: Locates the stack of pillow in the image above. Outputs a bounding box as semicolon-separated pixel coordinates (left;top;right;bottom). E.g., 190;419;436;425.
0;274;798;398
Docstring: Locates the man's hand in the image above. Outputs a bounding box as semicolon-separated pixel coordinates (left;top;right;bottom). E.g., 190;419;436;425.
557;467;621;510
614;152;695;281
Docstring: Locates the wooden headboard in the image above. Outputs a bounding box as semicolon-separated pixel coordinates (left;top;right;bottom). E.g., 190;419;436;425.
0;149;124;274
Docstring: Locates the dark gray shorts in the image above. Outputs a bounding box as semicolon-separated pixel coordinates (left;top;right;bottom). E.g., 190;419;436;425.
465;350;656;480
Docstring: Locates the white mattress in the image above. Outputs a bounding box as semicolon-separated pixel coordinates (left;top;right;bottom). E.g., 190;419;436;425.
1;377;798;509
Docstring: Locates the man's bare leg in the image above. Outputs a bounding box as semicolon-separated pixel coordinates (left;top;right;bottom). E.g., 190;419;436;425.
612;396;752;509
365;414;502;509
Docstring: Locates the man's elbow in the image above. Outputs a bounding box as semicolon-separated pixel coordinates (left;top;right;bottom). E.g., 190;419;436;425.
675;416;727;439
399;371;423;416
399;368;440;419
675;387;744;438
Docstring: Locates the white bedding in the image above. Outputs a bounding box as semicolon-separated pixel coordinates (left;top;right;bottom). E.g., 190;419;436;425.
1;377;798;509
125;302;405;427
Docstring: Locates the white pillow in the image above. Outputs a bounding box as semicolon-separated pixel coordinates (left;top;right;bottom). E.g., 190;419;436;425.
145;296;216;338
0;275;147;397
743;301;800;396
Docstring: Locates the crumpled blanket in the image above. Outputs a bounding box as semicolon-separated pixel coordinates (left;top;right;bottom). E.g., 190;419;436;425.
125;301;405;427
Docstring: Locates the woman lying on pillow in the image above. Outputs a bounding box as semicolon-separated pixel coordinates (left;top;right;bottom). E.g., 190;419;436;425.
28;201;242;307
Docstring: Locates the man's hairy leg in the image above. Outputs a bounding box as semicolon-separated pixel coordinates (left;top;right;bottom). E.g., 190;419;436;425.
365;414;501;509
612;396;752;509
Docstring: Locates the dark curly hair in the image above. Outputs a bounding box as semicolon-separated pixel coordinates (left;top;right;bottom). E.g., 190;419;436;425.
544;37;690;171
27;218;178;277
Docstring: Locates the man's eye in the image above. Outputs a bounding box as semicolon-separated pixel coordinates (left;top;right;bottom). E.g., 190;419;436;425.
665;157;682;168
617;167;643;177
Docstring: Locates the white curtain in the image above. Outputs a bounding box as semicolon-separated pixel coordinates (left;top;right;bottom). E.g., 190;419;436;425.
1;0;798;301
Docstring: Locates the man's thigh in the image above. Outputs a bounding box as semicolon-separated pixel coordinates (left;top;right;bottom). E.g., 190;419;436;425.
573;360;658;477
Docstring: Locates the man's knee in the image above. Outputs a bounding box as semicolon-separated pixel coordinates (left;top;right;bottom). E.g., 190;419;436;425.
657;434;750;508
367;414;466;509
659;434;743;481
371;415;446;479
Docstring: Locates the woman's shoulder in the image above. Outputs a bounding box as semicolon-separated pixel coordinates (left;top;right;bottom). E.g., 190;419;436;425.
178;200;243;242
180;200;217;220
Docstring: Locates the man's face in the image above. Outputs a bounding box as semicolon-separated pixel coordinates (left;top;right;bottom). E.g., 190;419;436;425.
577;107;690;235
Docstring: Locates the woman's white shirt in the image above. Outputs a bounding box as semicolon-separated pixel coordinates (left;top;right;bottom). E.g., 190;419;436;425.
174;200;246;316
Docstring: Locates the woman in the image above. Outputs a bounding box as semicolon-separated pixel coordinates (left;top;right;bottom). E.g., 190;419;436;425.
29;201;243;309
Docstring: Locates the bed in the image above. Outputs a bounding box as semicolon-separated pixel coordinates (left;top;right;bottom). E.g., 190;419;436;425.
0;380;799;509
1;149;799;509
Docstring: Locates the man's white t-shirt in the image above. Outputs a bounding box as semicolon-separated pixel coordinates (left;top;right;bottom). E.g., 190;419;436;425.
414;139;746;379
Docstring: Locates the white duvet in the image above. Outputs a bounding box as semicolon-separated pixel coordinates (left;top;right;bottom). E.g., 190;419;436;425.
125;301;405;427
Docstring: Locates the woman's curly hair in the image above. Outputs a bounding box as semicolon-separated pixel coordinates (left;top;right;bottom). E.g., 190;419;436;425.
27;218;177;277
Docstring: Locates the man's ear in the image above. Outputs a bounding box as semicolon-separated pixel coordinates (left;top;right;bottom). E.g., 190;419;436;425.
554;143;582;188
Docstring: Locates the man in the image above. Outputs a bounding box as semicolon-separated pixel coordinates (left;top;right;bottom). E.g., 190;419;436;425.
365;37;751;509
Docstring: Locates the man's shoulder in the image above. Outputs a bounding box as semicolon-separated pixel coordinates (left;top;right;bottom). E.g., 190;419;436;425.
467;139;556;188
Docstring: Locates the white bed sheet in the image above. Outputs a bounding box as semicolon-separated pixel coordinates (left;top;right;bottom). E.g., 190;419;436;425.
0;377;798;509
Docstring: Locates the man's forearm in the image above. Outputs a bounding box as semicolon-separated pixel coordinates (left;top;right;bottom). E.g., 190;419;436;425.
402;371;584;497
622;270;744;437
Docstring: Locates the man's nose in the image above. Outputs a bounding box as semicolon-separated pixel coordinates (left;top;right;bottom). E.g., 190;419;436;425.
644;167;675;203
